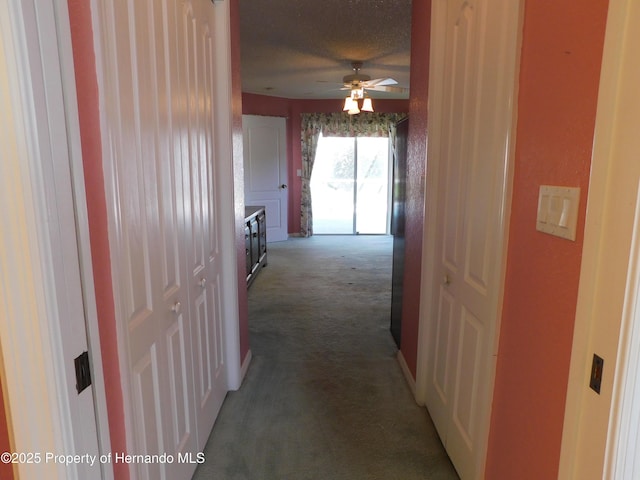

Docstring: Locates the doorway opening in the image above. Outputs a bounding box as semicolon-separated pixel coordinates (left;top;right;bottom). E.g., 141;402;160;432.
310;134;391;235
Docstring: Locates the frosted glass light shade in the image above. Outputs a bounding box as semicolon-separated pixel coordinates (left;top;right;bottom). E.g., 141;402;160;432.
361;98;374;112
343;97;355;111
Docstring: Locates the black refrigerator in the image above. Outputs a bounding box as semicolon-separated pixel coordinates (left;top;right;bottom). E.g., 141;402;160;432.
390;117;408;348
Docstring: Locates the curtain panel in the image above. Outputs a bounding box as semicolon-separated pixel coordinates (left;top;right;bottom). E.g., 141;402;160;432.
300;112;406;237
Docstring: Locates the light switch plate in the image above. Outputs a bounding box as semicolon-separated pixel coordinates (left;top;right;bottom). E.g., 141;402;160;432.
536;185;580;241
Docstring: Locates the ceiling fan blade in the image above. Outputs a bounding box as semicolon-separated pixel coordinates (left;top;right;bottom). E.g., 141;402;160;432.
364;77;398;87
367;84;408;94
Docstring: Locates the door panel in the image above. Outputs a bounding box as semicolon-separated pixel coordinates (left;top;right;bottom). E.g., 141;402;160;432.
95;0;230;478
180;0;228;448
452;308;482;443
424;0;521;478
132;353;162;479
112;1;200;477
355;137;391;234
243;115;289;241
166;319;191;451
310;136;355;234
433;289;455;405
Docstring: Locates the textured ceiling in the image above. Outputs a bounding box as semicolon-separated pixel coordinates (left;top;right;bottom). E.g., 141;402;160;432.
239;0;412;100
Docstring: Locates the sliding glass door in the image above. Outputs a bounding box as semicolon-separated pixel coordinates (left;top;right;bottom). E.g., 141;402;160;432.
311;134;390;234
355;136;391;234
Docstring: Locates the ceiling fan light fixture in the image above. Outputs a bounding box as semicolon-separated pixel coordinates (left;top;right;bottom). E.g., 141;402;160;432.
361;97;374;112
350;87;364;100
338;62;404;114
343;96;356;111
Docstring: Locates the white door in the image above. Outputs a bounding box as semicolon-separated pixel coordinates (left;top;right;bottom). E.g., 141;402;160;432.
93;1;232;479
99;2;196;478
243;115;289;241
419;1;522;478
177;0;228;449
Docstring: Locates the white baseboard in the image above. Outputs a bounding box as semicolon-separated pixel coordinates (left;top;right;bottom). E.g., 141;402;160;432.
240;349;252;382
397;350;417;401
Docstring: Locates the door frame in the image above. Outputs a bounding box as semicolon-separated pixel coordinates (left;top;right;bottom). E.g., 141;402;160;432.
558;0;640;477
0;0;111;478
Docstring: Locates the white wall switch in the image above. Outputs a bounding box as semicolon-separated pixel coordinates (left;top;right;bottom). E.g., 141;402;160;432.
536;185;580;241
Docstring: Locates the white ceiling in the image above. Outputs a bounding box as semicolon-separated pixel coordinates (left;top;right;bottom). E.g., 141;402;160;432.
239;0;412;100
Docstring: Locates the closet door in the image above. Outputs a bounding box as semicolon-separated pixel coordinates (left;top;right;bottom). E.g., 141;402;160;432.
423;0;521;478
98;1;199;478
95;1;230;478
176;0;228;450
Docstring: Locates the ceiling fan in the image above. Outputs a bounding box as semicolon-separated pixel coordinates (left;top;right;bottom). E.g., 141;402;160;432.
341;61;408;96
340;61;407;114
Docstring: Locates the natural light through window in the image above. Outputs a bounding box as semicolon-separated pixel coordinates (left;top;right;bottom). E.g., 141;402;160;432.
310;134;390;234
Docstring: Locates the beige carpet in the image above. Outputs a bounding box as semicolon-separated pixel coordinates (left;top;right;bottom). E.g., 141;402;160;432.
193;235;459;480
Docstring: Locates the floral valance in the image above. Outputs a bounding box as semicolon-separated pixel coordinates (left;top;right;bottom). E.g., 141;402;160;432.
301;112;407;138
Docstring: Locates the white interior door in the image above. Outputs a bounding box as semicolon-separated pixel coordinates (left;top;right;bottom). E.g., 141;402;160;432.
243;115;289;241
419;1;522;478
94;1;232;478
100;2;196;478
178;0;228;449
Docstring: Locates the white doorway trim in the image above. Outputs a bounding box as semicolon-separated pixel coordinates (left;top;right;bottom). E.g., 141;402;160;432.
558;0;640;477
212;0;243;392
0;0;111;478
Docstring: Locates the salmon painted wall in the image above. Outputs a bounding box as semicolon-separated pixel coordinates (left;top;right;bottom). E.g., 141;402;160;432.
67;1;129;478
485;1;609;478
230;0;250;364
400;0;431;378
242;94;409;234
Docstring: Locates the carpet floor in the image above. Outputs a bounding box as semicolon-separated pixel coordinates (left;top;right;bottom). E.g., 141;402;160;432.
192;235;459;480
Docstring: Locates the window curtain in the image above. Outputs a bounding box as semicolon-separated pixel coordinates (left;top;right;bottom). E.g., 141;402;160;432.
300;112;406;237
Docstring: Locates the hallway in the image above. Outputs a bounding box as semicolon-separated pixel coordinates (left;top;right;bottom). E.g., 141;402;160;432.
193;235;458;479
